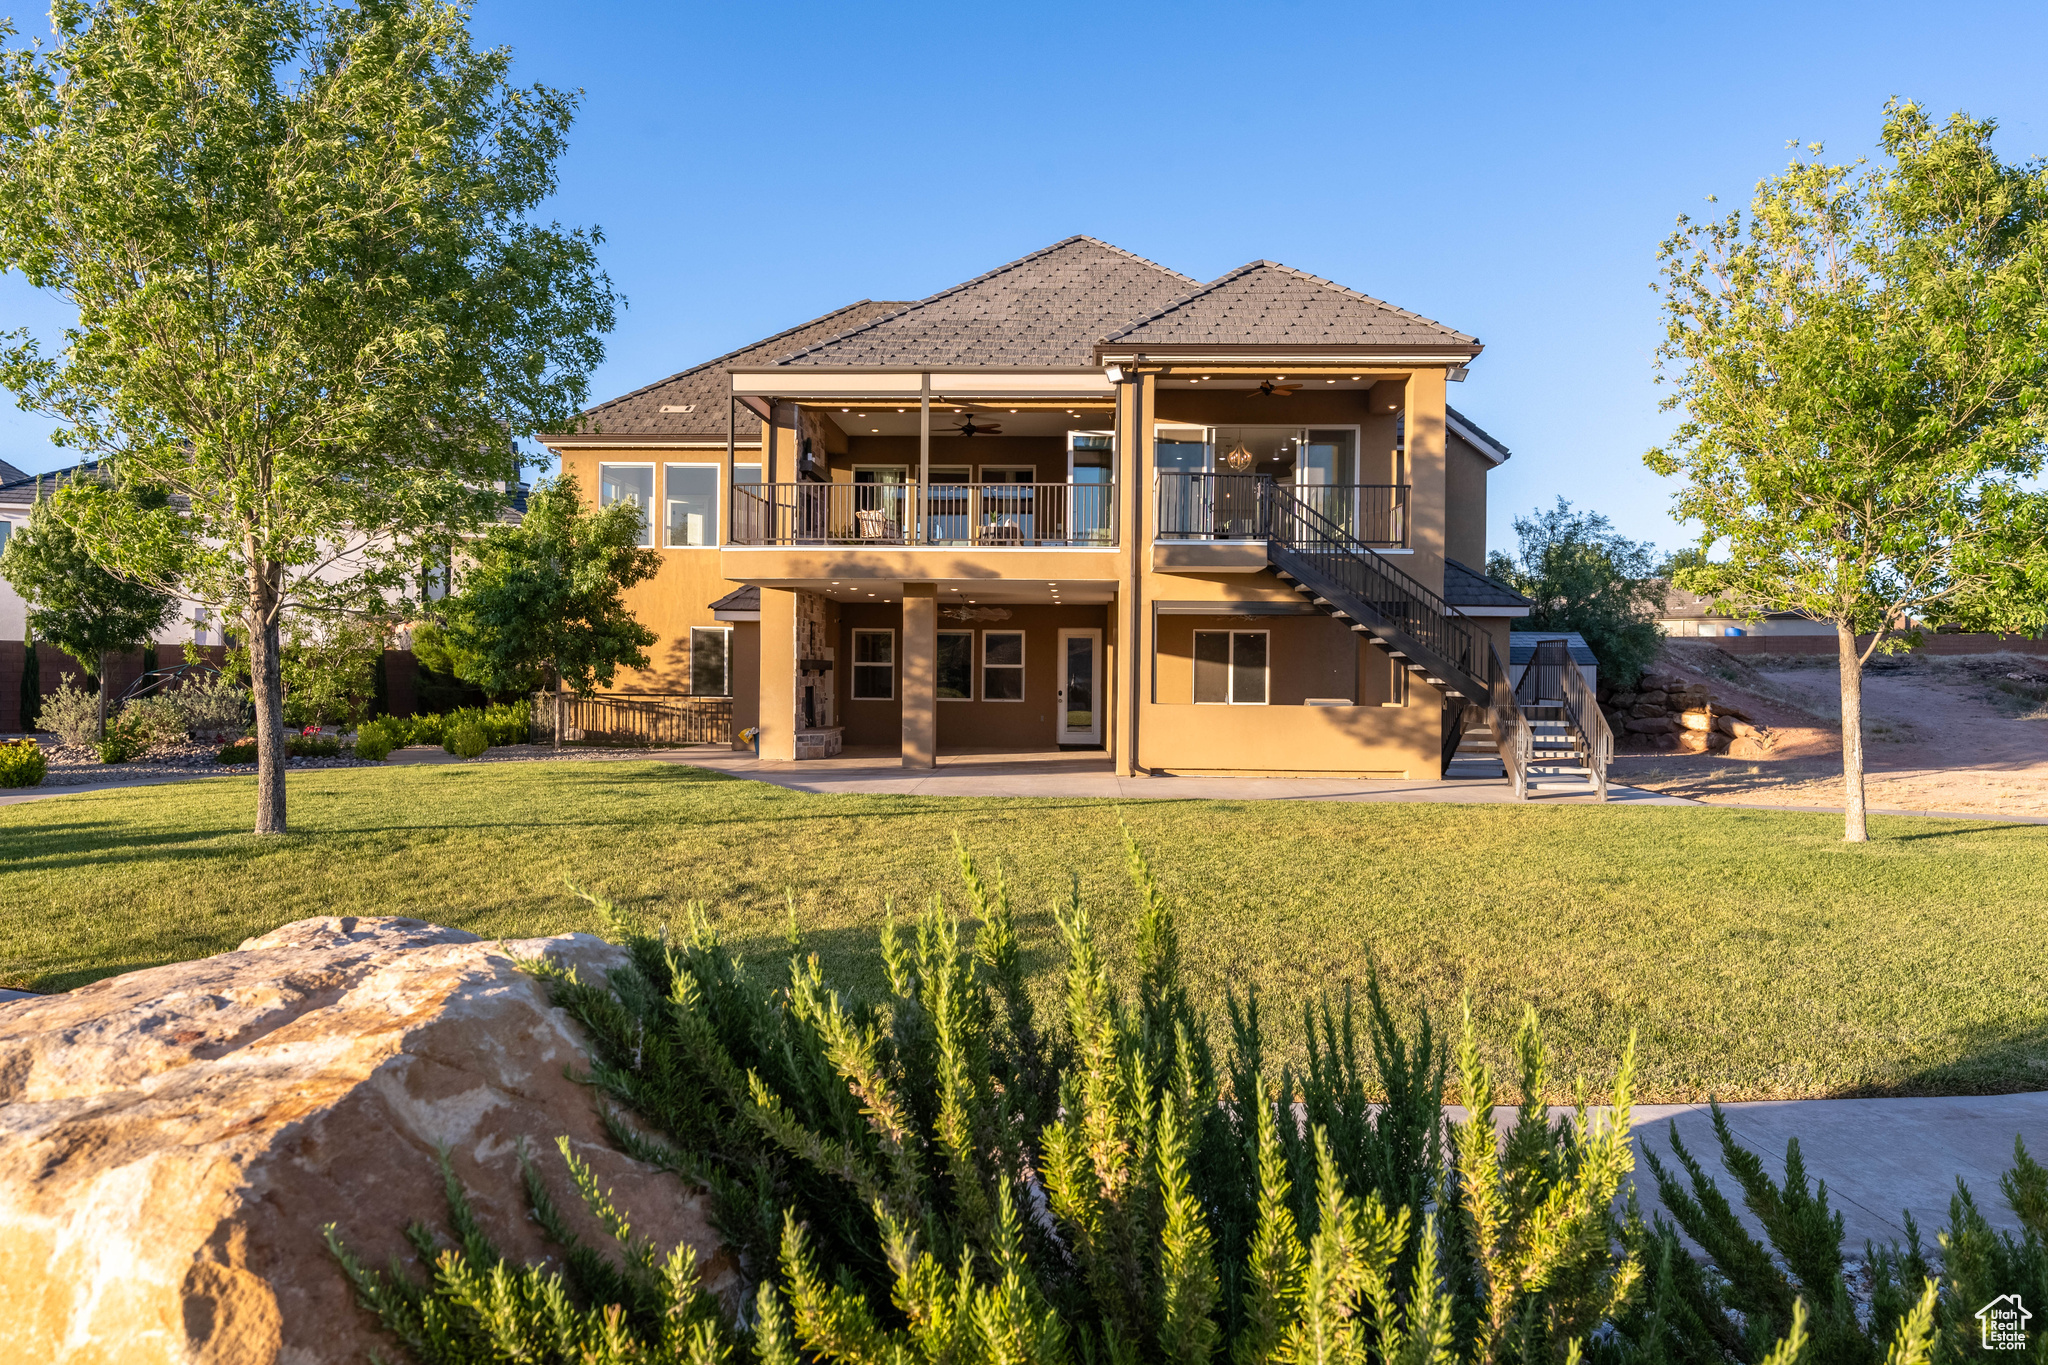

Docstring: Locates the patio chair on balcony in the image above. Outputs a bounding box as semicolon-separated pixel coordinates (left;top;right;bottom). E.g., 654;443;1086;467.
855;509;902;543
977;518;1023;546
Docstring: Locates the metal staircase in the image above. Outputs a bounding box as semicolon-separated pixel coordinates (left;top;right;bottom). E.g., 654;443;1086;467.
1251;481;1606;800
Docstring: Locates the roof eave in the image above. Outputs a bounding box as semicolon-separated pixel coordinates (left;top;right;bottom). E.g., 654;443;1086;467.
1093;343;1483;365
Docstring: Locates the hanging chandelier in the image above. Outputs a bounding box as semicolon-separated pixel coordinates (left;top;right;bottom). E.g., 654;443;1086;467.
1223;441;1254;471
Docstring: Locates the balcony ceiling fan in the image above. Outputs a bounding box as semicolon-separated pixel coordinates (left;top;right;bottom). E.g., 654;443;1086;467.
943;414;1003;436
1247;379;1300;397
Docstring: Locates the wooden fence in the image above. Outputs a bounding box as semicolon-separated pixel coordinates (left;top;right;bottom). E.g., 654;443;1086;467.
533;692;733;747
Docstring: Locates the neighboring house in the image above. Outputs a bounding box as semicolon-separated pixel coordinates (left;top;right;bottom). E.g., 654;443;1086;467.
0;459;526;651
543;235;1548;779
1655;584;1833;638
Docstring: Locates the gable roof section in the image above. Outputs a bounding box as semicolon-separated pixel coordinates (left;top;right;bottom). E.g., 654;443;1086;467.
777;237;1197;368
0;458;27;487
1099;260;1478;355
1447;407;1510;464
1508;632;1598;671
1444;558;1532;610
562;299;907;441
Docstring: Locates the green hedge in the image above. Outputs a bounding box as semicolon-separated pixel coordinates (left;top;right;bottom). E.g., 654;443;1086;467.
0;738;45;788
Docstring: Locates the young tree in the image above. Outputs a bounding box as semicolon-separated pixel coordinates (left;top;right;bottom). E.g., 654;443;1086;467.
0;491;175;734
0;0;617;832
1486;498;1665;688
427;473;658;744
16;623;37;733
1650;102;2048;841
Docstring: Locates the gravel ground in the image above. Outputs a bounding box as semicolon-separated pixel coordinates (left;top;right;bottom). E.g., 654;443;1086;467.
23;738;382;786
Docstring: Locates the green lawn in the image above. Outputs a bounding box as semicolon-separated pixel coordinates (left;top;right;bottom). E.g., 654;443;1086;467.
3;761;2042;1102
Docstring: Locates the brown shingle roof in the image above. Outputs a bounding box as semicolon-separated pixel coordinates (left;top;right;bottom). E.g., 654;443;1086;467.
559;300;906;441
1444;558;1532;609
1100;260;1478;353
777;236;1197;368
0;458;27;487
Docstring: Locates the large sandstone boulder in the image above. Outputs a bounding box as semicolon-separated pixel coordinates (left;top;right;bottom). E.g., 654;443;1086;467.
0;917;729;1364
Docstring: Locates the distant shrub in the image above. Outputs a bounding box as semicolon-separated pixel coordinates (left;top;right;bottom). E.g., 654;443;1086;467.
351;717;403;762
288;734;342;758
169;672;251;740
37;679;101;748
216;740;257;765
0;738;45;788
445;720;488;760
118;694;189;750
404;712;446;747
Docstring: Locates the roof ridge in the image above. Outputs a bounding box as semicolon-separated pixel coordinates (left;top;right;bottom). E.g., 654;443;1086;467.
578;299;901;421
775;235;1198;365
1103;258;1478;347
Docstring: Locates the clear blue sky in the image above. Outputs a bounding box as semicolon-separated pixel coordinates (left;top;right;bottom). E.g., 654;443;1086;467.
3;0;2045;558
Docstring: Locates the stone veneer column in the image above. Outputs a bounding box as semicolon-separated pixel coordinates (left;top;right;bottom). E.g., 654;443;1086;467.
758;587;796;762
900;584;936;769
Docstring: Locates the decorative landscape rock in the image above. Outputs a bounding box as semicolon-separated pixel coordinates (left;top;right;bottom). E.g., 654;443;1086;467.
1598;669;1772;756
0;916;729;1364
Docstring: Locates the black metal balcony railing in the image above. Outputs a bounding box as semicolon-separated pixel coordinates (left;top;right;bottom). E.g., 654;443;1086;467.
1153;473;1409;547
730;482;1117;547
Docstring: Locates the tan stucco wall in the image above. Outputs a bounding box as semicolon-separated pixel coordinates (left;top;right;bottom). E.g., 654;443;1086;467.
1444;431;1491;569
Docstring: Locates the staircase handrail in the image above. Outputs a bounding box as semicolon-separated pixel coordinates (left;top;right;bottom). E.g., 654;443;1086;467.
1264;481;1482;688
1557;655;1611;800
1485;642;1532;801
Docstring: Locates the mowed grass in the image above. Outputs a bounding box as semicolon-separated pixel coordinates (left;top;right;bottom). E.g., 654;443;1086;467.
2;761;2043;1102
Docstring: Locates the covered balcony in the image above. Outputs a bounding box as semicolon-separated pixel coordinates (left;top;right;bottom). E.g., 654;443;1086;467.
1153;426;1409;548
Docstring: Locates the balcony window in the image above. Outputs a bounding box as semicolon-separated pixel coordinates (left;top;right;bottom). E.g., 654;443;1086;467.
852;629;894;700
1155;427;1209;473
982;631;1024;701
665;464;719;547
599;464;654;547
1194;630;1268;705
937;631;973;699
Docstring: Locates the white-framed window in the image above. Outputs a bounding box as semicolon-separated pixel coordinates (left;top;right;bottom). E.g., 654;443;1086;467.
599;464;655;548
665;464;719;547
734;462;764;487
852;629;895;700
0;518;11;551
937;630;974;700
1194;630;1269;705
690;626;732;695
982;630;1024;701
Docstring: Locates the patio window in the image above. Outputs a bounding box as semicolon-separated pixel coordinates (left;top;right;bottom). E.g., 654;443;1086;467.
599;464;654;547
690;627;731;696
1194;630;1268;705
852;629;895;700
937;631;973;700
665;465;719;546
982;631;1024;701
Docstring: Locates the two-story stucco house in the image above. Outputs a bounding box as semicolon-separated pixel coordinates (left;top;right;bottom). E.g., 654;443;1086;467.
542;236;1599;791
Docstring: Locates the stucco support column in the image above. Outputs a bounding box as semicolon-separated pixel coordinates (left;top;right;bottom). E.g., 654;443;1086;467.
1112;371;1151;776
1404;368;1448;594
759;587;796;762
901;583;937;769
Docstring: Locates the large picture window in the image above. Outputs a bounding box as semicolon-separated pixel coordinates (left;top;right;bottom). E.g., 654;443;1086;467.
665;465;719;546
599;464;654;547
690;627;731;696
982;631;1024;701
852;629;895;700
937;631;973;700
1193;630;1268;705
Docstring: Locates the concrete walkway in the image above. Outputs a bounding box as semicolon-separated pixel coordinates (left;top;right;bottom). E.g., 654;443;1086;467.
1626;1093;2047;1244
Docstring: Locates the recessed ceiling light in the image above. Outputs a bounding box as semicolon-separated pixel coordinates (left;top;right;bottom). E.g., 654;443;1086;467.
1326;379;1336;384
1350;376;1361;381
872;429;880;433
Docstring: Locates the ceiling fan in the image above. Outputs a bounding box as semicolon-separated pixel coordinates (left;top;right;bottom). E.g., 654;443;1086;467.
943;415;1003;436
1248;379;1301;398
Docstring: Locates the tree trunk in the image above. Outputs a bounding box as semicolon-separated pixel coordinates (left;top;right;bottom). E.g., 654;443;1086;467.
1837;621;1867;843
553;658;563;751
96;649;108;737
248;557;287;835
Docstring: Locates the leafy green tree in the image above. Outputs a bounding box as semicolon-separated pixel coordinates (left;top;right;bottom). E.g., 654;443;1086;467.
1650;102;2048;841
429;473;658;743
1486;499;1665;688
0;491;174;734
0;0;617;832
281;615;391;728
